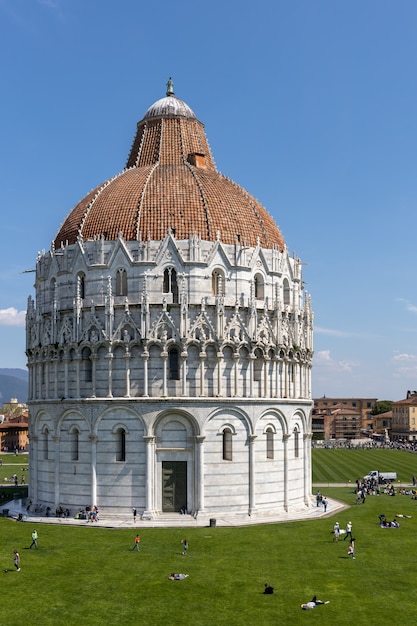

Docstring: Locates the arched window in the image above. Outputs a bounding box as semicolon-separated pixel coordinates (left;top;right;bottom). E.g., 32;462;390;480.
70;427;79;461
283;278;290;306
43;427;49;460
254;273;264;300
266;427;274;459
77;273;85;300
294;427;299;458
212;269;224;296
116;428;126;462
116;268;128;296
169;347;180;380
222;428;232;461
163;267;178;303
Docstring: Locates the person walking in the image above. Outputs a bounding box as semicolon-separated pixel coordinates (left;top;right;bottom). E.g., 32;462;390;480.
132;508;137;524
132;534;140;551
344;521;353;541
29;529;38;549
322;496;328;513
347;538;355;559
14;550;21;571
333;521;340;542
182;539;188;555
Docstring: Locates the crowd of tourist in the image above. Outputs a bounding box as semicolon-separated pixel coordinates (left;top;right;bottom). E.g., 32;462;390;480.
313;439;417;452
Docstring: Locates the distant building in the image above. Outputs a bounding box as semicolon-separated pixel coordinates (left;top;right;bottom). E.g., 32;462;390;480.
0;399;28;452
372;410;392;439
313;397;377;440
391;391;417;441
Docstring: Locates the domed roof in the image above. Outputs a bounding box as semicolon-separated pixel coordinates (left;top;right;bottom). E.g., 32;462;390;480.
143;79;196;120
54;80;285;251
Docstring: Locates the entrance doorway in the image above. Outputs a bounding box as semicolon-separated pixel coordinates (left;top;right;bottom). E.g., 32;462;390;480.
162;461;187;512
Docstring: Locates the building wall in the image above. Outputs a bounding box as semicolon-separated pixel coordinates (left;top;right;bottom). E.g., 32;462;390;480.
28;235;313;520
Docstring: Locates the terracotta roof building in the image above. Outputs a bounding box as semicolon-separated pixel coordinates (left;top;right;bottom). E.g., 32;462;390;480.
27;80;313;523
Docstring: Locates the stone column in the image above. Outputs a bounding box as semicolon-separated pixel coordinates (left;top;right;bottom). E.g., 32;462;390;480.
106;350;113;398
199;352;206;396
37;361;42;399
303;433;312;505
53;435;60;506
63;353;69;398
217;352;223;396
263;355;270;398
248;434;257;515
52;358;58;399
249;354;255;397
194;435;205;513
29;434;38;503
89;434;98;507
161;351;168;396
233;352;239;397
75;355;81;398
283;433;290;512
45;358;49;400
142;436;156;519
274;356;280;398
124;349;131;397
91;355;98;398
142;350;149;397
284;360;288;398
181;351;187;397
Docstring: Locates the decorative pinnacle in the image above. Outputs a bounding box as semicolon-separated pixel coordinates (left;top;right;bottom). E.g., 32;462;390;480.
166;77;174;96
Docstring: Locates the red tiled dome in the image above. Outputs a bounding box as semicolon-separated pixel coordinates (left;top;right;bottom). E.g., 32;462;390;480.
54;82;285;251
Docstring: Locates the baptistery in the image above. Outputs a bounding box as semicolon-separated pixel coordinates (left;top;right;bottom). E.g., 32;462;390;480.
26;80;314;522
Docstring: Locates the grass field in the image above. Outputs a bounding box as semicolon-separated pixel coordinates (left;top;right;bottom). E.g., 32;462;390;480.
1;448;417;624
312;447;417;484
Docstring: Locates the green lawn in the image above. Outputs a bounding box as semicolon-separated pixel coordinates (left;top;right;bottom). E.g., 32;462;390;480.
1;449;417;625
0;453;29;504
312;447;417;483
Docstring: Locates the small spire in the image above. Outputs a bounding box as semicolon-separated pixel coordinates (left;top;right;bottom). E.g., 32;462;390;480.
166;77;174;96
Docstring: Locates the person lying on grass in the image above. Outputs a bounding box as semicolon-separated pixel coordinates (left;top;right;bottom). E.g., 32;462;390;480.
301;596;330;610
169;573;189;580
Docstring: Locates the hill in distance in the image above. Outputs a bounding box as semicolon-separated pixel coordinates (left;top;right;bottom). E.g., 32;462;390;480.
0;369;28;405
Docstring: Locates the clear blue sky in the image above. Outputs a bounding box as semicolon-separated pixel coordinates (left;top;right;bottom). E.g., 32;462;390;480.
1;0;416;401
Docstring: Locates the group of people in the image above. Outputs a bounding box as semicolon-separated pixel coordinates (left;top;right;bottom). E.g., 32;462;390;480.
379;514;400;528
332;521;356;558
7;529;39;572
131;535;188;557
315;491;329;512
75;505;99;522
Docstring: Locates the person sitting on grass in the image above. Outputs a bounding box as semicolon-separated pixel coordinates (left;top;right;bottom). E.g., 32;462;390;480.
263;583;274;594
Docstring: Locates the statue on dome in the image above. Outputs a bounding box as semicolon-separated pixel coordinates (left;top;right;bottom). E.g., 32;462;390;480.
166;77;174;96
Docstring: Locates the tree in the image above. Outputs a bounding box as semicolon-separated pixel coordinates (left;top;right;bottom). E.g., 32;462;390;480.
370;400;393;415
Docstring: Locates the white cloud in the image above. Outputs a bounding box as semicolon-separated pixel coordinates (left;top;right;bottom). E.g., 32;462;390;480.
314;350;332;363
397;298;417;315
0;308;26;327
393;353;417;362
314;350;358;373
